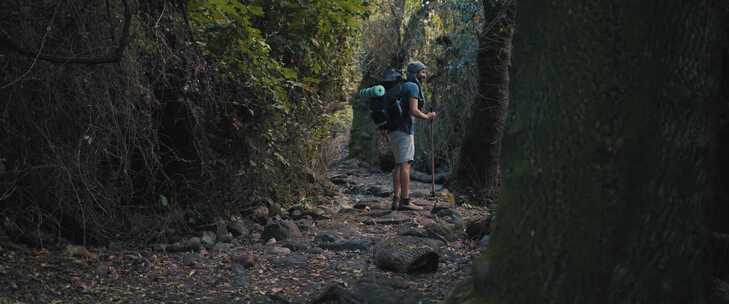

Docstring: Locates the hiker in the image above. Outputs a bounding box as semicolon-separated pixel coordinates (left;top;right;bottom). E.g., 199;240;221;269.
390;61;437;210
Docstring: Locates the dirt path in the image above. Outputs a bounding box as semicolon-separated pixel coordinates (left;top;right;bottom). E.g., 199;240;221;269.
0;158;489;303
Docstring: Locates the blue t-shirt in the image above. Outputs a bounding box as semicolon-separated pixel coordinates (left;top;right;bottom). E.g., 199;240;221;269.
395;81;421;135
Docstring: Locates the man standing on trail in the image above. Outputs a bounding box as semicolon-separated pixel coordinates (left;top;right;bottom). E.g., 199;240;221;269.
391;61;437;210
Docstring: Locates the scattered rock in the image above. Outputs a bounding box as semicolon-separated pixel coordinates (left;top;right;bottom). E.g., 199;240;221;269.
354;200;389;210
251;223;264;233
265;246;292;255
271;254;307;268
426;222;462;242
336;198;354;210
398;223;425;236
338;208;359;214
314;232;338;244
347;184;390;197
281;240;310;252
216;219;233;242
366;210;392;218
252;206;269;223
319;239;370;251
262;221;301;242
219;233;234;243
182;254;197;266
295;219;314;232
251;232;262;241
319;206;338;216
166;237;202;252
267;201;283;218
232;254;257;268
305;247;324;255
266;238;277;245
289;208;304;219
228;220;249;237
211;242;233;253
329;175;349;185
398;223;447;244
304;207;330;220
416;217;436;226
290;206;331;220
201;231;217;248
431;207;463;226
364;216;411;225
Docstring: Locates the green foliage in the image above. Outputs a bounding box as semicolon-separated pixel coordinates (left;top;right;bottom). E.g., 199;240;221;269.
0;0;365;244
188;1;294;107
188;0;366;203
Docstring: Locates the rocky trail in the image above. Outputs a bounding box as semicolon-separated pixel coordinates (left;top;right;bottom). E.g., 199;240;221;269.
0;158;491;303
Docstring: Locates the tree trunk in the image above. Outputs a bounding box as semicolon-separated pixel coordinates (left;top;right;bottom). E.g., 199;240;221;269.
459;1;727;303
454;0;516;203
707;8;729;281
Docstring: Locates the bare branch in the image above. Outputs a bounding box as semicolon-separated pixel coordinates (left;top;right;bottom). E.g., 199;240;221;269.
0;0;131;65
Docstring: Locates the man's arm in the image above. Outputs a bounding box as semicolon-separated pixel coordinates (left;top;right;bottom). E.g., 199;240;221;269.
409;97;436;121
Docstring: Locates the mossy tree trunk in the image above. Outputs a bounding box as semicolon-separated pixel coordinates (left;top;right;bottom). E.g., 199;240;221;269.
454;0;515;203
462;1;727;303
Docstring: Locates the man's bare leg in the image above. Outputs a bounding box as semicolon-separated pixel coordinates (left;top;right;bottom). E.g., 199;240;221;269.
392;164;401;209
397;161;422;210
399;161;411;201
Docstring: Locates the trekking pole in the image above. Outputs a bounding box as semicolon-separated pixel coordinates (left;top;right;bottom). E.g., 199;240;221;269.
430;109;437;210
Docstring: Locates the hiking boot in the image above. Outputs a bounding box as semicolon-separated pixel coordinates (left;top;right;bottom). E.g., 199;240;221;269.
391;196;400;210
398;197;423;210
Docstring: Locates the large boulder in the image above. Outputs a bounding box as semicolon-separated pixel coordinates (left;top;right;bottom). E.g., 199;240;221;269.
262;221;302;242
227;219;250;237
310;274;431;304
431;206;463;227
373;236;440;274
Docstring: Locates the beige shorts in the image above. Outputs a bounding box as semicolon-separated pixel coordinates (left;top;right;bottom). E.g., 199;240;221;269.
390;131;414;164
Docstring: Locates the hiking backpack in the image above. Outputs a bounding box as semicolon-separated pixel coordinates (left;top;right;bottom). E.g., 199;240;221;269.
360;69;405;131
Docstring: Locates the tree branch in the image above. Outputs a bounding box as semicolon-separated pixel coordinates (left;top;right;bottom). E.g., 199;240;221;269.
0;0;131;65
